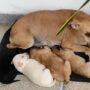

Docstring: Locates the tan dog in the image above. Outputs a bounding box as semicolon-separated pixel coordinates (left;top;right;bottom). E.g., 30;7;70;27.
7;9;90;57
51;46;90;78
30;46;71;82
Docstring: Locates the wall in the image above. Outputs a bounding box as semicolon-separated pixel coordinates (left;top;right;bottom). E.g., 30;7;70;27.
0;0;90;14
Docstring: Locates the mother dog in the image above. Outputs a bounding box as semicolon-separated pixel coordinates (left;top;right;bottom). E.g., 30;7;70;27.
7;9;90;57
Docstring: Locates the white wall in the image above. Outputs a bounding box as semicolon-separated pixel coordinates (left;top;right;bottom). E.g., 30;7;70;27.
0;0;90;14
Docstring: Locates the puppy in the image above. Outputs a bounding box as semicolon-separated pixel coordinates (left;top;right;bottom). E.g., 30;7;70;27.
51;46;90;78
12;53;56;87
30;46;71;82
7;10;90;57
0;28;29;84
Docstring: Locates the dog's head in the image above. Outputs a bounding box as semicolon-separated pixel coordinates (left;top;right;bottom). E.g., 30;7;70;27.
12;53;29;72
69;12;90;46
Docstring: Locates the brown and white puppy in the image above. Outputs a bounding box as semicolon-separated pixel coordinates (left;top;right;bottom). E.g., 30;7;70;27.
51;46;90;78
30;46;71;82
7;10;90;56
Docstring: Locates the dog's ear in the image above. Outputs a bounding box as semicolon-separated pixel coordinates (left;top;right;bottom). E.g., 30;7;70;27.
69;19;81;30
70;23;81;30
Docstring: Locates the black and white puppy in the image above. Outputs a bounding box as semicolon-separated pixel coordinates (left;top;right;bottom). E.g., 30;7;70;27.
0;28;29;84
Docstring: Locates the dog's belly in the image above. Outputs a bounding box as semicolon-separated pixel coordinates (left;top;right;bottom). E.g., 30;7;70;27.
10;10;90;49
28;10;87;47
30;18;63;47
26;10;76;47
34;36;60;47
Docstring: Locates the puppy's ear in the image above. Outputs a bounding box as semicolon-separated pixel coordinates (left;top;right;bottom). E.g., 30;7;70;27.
69;19;81;30
7;43;17;49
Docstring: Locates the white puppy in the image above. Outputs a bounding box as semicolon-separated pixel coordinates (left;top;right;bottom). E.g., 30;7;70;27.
12;53;56;87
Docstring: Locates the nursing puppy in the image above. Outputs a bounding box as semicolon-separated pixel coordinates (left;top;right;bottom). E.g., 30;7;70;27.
12;53;56;87
51;46;90;78
30;46;71;82
7;10;90;57
0;28;30;84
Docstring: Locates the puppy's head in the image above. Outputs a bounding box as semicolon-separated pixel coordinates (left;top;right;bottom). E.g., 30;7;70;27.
30;46;51;63
30;46;51;53
12;53;29;72
30;46;52;59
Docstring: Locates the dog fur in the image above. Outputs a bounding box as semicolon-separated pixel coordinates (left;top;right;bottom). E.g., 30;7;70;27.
30;46;71;82
0;29;29;84
51;46;90;78
12;53;56;87
7;10;90;57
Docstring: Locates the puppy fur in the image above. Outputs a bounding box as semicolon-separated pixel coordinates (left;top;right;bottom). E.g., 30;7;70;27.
0;29;30;84
12;53;56;87
7;10;90;57
30;46;71;82
51;46;90;78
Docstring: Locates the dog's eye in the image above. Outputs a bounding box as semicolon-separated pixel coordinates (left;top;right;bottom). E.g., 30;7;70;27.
85;33;90;37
